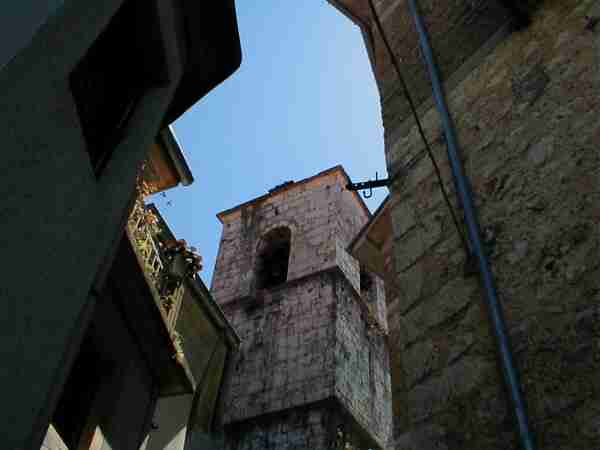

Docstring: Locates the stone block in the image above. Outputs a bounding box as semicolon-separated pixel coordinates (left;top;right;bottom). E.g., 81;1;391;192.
402;339;439;389
527;135;555;166
403;277;477;345
393;211;444;273
406;357;491;422
394;424;447;450
390;197;417;239
334;238;361;295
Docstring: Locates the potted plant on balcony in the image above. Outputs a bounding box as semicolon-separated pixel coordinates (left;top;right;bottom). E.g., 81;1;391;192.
184;250;203;277
165;239;188;277
160;239;203;297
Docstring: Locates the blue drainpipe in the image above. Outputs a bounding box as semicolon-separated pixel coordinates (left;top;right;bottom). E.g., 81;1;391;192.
406;1;537;449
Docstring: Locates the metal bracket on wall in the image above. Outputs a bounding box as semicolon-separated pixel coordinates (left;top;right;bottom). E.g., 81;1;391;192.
346;172;390;199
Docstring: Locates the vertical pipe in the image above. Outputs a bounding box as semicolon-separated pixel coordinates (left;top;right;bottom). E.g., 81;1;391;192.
406;1;537;449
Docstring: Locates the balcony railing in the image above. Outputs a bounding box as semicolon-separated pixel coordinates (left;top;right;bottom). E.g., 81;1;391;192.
126;197;188;353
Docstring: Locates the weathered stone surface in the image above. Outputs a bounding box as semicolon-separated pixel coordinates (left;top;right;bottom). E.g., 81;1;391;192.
335;237;360;295
390;198;417;239
406;357;491;422
403;277;477;345
526;135;555;166
512;63;550;106
334;0;600;448
335;275;393;447
393;211;445;273
447;333;474;365
391;263;425;315
213;169;392;449
368;0;511;133
506;239;529;265
212;169;370;304
394;424;447;450
224;406;337;450
402;340;440;389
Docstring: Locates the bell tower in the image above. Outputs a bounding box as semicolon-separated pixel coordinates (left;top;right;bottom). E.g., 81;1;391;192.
211;166;392;449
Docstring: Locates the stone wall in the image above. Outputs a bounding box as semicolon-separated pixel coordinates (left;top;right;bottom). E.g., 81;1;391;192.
372;0;511;136
220;274;337;425
220;269;392;449
330;0;516;135
334;273;393;448
213;168;392;448
370;0;600;448
211;169;370;305
364;270;388;333
224;404;341;450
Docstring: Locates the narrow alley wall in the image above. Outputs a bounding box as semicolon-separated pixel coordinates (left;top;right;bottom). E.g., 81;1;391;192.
371;0;600;448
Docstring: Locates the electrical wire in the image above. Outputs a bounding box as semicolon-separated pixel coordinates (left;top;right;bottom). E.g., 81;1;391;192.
367;0;471;257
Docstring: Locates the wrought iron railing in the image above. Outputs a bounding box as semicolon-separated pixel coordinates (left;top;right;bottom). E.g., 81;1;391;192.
126;198;186;333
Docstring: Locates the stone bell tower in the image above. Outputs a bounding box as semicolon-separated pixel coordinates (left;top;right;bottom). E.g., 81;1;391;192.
211;166;392;450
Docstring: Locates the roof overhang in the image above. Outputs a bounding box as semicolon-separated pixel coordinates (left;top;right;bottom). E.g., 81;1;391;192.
159;127;194;186
164;0;242;125
143;127;194;194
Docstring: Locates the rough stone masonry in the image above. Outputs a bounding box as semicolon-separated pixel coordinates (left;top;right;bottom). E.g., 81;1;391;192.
211;167;393;449
329;0;600;448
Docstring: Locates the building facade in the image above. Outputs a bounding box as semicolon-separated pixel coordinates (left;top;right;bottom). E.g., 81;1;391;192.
330;0;600;449
39;142;239;450
1;2;241;449
211;167;393;449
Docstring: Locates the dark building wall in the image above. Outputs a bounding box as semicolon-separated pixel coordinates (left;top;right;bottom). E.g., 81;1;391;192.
42;281;160;450
143;394;193;450
0;2;186;448
82;284;159;450
0;1;64;71
360;0;600;448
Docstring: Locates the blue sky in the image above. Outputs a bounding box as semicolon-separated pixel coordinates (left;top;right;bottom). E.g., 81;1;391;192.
151;1;387;284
